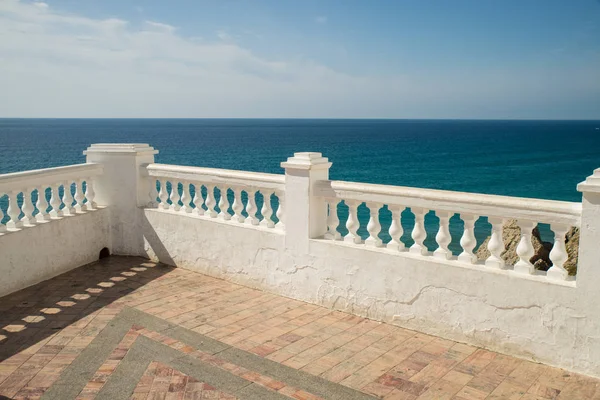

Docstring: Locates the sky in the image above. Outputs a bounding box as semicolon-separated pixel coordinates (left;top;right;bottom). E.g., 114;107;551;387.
0;0;599;119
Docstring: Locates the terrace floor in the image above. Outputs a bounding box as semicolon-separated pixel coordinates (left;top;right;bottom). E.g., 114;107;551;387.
1;257;599;400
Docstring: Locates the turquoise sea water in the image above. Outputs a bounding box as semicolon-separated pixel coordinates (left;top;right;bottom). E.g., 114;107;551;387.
1;119;599;252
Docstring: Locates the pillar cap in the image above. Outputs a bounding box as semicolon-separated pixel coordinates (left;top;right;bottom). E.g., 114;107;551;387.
577;168;600;193
281;152;331;170
83;143;158;156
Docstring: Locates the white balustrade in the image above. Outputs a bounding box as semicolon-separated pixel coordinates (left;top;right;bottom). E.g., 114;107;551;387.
433;211;451;259
218;186;230;220
344;201;361;244
180;182;192;214
275;190;285;229
145;164;284;229
325;199;341;240
231;187;245;223
62;182;76;215
410;207;427;255
458;214;477;264
74;179;85;211
148;179;159;208
193;184;205;216
260;191;275;228
314;179;580;281
514;220;536;274
158;179;169;210
169;181;181;212
205;185;218;218
49;184;63;218
365;202;383;247
6;191;22;229
36;187;50;221
486;217;506;269
547;224;570;281
388;205;405;251
20;189;36;226
245;189;259;226
0;163;103;233
84;178;96;210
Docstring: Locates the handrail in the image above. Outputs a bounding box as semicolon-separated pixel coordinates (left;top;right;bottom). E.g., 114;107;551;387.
146;163;285;190
316;179;581;226
0;163;103;193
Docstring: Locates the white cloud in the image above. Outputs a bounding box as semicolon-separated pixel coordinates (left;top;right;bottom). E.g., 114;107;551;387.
315;16;327;24
0;0;598;118
145;20;175;33
33;2;48;10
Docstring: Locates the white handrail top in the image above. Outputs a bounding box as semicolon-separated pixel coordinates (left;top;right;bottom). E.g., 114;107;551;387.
146;163;285;189
0;163;103;193
316;179;582;226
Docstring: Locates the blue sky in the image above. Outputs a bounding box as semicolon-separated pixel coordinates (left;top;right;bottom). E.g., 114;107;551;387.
1;0;599;118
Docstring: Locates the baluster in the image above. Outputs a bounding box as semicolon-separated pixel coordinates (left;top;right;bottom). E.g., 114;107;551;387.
180;181;192;213
275;191;285;229
485;217;506;269
231;187;245;223
433;210;452;259
324;199;341;240
192;184;205;215
169;181;181;212
148;179;159;208
84;178;96;210
458;214;477;263
74;179;85;211
365;202;383;247
547;224;570;280
49;184;63;218
6;191;23;229
62;181;75;215
260;190;274;228
205;185;217;218
217;186;230;220
158;179;169;209
344;201;361;244
245;189;259;225
36;187;51;221
410;207;427;255
387;205;405;251
0;194;6;233
20;188;36;226
514;220;536;274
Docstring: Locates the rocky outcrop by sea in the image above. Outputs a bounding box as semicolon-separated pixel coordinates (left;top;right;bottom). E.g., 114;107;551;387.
476;219;579;275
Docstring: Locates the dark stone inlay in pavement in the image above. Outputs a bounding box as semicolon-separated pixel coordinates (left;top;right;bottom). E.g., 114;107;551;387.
41;307;377;400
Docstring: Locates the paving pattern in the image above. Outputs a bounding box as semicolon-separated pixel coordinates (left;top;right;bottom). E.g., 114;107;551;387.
1;256;600;400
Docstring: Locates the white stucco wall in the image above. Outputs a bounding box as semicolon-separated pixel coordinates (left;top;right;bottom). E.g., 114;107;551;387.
0;208;111;297
142;208;600;378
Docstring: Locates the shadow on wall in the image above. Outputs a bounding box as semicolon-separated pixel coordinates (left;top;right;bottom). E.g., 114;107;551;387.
142;214;176;266
0;256;173;362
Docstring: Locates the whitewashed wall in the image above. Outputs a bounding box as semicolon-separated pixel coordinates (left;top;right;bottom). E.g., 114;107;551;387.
141;208;600;378
0;208;110;297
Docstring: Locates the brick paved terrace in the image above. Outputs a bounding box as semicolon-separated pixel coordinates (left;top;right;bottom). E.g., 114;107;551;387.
1;256;599;400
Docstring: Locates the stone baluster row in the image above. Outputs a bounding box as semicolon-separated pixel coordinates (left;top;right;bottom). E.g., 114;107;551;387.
323;199;572;281
152;179;282;229
0;179;96;233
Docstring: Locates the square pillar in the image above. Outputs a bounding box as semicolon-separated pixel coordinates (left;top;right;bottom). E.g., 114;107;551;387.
84;144;158;256
576;168;600;294
281;152;331;255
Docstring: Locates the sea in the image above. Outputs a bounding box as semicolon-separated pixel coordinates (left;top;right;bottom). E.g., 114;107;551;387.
1;118;599;253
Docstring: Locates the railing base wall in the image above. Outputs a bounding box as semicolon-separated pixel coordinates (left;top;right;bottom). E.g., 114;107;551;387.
142;208;600;379
0;208;111;298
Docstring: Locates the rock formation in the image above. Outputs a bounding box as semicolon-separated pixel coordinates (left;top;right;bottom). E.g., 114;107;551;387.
476;219;579;275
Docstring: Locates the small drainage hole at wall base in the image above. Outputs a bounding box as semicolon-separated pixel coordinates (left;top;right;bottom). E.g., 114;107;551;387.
99;248;110;260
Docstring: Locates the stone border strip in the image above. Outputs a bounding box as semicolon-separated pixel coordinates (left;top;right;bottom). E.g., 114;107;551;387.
41;307;375;400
